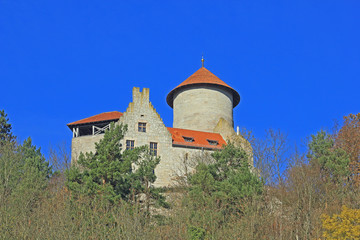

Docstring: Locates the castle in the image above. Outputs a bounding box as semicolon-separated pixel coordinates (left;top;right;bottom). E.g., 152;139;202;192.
67;64;250;187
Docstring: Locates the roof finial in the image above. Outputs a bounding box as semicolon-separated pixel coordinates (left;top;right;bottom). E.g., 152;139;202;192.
201;54;204;67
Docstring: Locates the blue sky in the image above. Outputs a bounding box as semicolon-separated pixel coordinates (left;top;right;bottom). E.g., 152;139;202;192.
1;0;359;157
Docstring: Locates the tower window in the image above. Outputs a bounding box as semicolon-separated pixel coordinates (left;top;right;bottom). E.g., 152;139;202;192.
183;136;194;142
150;142;158;156
126;140;135;150
138;122;146;132
207;139;218;146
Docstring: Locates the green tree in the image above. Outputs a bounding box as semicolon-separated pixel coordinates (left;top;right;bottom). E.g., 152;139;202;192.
307;130;350;182
66;123;130;202
0;124;52;237
15;138;52;192
10;138;52;214
0;126;51;208
66;123;164;207
20;137;52;179
0;140;21;206
190;143;263;199
0;110;14;144
187;143;263;217
128;146;168;211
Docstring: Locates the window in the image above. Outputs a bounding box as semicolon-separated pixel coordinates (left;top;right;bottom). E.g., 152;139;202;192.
126;140;135;150
207;139;218;146
138;122;146;132
183;136;194;142
150;142;158;156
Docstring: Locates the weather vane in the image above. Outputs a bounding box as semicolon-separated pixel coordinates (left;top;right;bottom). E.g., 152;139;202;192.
201;54;204;67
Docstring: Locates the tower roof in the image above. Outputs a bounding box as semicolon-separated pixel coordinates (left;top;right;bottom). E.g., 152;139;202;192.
166;67;240;108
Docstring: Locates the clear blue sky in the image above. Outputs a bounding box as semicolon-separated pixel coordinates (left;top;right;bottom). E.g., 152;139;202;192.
1;0;359;157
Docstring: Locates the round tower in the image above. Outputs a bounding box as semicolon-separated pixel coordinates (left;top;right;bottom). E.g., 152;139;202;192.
166;66;240;132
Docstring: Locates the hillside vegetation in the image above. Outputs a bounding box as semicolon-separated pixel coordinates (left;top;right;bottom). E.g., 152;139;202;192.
1;110;359;240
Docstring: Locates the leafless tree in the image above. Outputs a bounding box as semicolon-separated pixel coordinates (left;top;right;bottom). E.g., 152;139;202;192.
48;141;71;173
253;128;289;186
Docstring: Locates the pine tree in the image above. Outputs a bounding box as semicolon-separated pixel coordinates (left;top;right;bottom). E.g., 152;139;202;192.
307;130;350;183
0;116;52;218
66;123;164;206
0;110;14;144
10;138;53;212
20;137;52;179
187;143;263;217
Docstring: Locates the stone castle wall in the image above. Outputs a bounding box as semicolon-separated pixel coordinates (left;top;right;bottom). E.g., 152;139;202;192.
118;87;222;187
170;146;218;184
172;85;233;132
70;86;247;187
119;87;175;187
71;134;104;162
70;87;219;187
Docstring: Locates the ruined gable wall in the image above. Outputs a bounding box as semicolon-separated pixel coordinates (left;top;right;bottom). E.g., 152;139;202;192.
170;146;217;186
213;118;254;167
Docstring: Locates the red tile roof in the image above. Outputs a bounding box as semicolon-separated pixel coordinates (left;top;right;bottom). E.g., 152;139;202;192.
166;67;240;108
167;127;226;150
67;112;225;149
67;111;123;127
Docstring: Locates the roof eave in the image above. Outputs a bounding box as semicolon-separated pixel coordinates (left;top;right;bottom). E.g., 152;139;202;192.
67;118;120;130
166;83;240;108
172;142;224;150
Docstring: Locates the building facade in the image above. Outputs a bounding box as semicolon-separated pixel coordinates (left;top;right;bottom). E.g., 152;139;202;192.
67;66;251;187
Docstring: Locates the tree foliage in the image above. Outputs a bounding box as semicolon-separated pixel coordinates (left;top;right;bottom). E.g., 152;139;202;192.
0;140;21;205
1;138;51;201
322;205;360;240
307;130;350;183
187;143;263;213
20;137;52;179
66;123;131;202
2;110;360;239
336;113;360;185
0;112;52;236
12;138;53;209
66;123;164;207
0;110;14;144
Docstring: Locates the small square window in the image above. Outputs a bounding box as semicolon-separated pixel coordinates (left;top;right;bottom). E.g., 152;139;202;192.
138;122;146;132
207;139;218;146
150;142;158;156
126;140;135;150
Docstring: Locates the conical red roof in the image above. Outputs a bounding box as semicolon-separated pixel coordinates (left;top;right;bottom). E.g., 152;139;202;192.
166;67;240;108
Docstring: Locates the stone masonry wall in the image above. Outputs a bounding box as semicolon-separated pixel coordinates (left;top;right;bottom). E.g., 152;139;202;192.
70;87;249;187
118;87;175;187
71;134;104;162
170;146;218;185
173;85;233;132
